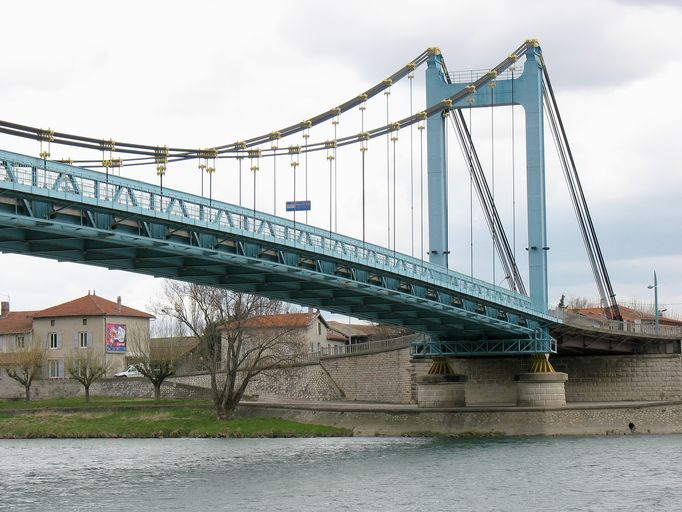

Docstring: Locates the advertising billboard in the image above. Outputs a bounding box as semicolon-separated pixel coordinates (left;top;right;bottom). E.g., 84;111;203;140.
106;323;127;353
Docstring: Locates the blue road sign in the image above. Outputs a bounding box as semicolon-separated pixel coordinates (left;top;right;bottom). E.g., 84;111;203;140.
286;200;311;212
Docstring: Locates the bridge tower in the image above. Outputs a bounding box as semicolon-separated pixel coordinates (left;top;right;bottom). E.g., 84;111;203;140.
426;43;548;313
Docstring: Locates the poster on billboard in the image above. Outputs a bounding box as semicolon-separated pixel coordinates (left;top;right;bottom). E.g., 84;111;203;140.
106;323;127;353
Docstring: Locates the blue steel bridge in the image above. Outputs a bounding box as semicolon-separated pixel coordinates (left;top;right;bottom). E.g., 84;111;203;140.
0;40;672;357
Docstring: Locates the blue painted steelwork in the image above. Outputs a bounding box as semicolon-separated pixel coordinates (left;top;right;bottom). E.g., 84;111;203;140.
412;332;556;357
0;149;558;353
425;43;549;313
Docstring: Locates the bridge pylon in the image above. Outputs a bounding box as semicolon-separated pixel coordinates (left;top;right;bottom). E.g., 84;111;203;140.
425;43;548;313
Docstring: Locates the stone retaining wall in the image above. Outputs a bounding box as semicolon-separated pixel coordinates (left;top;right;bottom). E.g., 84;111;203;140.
0;376;212;401
169;363;344;401
1;348;680;405
320;347;413;403
412;353;682;404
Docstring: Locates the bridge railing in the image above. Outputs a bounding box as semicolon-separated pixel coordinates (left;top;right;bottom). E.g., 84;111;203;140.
0;150;551;319
552;309;682;338
319;333;420;358
449;65;524;84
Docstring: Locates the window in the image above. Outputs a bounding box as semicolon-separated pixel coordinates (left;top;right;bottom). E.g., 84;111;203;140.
16;335;25;349
48;332;59;349
79;331;89;348
317;322;321;335
82;318;87;326
48;360;64;379
50;319;55;326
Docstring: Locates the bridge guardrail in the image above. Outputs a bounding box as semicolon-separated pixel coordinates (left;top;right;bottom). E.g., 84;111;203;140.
319;333;420;358
0;150;552;320
552;309;682;338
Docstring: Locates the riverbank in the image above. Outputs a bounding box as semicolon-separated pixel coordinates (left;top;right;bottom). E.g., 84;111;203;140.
0;398;350;438
237;398;682;436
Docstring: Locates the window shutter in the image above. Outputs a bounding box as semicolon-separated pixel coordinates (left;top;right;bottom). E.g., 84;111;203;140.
58;360;65;378
73;332;79;348
45;333;50;350
57;333;62;349
86;331;92;348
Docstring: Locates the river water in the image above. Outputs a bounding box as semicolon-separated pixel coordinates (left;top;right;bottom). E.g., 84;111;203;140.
1;435;681;511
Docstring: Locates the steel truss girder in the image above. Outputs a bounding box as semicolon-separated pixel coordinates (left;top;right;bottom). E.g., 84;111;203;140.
411;336;557;357
0;150;560;348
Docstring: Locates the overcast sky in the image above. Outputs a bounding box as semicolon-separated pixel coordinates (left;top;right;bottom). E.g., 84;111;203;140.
1;0;681;319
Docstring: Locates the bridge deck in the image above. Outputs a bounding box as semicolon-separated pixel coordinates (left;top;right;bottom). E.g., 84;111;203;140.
0;149;558;353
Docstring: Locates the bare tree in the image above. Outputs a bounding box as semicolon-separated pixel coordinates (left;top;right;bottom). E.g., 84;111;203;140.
128;329;191;400
5;342;44;402
151;280;298;419
567;296;597;309
65;349;110;402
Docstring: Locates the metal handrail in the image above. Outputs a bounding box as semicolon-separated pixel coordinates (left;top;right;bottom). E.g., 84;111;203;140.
449;65;524;84
552;309;682;338
319;333;420;358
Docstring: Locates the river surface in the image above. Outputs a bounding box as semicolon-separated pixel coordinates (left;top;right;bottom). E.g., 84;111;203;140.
1;435;681;511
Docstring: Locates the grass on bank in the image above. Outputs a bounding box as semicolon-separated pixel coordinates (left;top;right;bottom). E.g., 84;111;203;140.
0;406;350;438
0;398;350;438
0;396;212;410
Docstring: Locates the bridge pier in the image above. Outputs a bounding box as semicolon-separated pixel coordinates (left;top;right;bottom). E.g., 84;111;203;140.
515;354;568;407
416;356;468;407
417;374;468;408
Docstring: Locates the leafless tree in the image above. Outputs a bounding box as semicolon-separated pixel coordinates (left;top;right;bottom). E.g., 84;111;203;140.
5;342;45;402
65;349;110;402
567;296;597;309
128;328;191;400
151;280;298;419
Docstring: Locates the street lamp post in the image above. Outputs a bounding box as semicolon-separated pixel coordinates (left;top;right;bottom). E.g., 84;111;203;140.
647;271;659;335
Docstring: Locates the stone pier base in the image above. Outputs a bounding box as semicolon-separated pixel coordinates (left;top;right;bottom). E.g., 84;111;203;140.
417;375;468;408
515;372;568;407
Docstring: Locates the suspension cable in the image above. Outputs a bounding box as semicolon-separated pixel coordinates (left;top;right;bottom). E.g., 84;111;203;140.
327;141;335;235
302;122;311;224
272;131;281;215
333;111;339;232
250;149;260;224
468;99;474;278
237;153;244;207
418;114;425;265
385;83;391;249
391;126;398;256
451;110;526;295
490;79;496;286
289;146;300;231
409;69;415;257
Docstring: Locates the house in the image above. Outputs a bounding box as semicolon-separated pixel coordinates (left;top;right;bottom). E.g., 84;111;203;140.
218;310;345;355
0;293;154;378
568;305;682;330
326;320;408;344
0;302;36;354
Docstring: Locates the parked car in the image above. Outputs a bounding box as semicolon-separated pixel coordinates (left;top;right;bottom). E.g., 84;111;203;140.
114;365;142;378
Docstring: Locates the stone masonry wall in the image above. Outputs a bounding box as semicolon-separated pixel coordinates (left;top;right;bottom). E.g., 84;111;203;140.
320;348;413;403
0;376;212;401
555;354;682;402
412;354;682;404
1;350;680;405
169;363;344;401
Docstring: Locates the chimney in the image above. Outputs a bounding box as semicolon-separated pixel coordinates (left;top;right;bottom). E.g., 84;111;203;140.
117;296;122;312
1;301;9;318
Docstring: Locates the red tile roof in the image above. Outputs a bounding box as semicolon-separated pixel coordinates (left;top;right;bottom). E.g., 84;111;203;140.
33;294;153;319
219;312;324;331
0;311;36;335
570;306;682;326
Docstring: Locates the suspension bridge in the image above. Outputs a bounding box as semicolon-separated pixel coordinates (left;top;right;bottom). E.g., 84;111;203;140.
0;39;676;358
